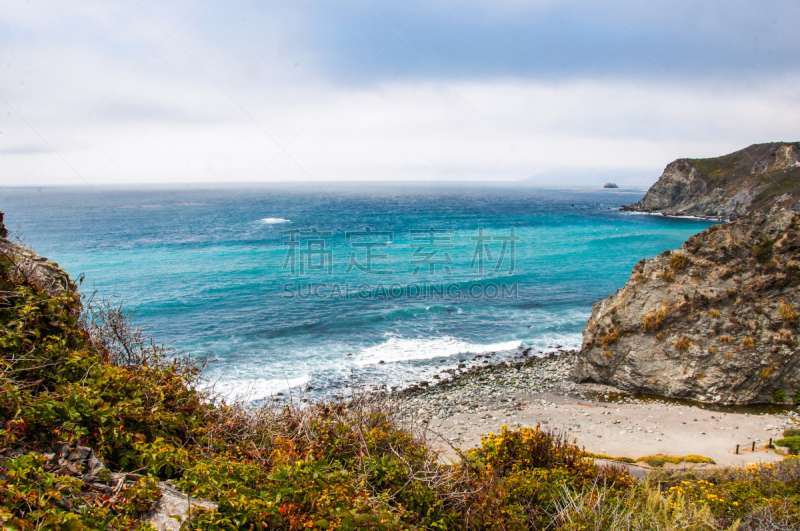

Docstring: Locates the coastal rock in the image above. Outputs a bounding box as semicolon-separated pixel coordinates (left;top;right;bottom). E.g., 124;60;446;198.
0;210;75;294
621;142;800;220
571;210;800;404
145;483;218;531
603;182;619;189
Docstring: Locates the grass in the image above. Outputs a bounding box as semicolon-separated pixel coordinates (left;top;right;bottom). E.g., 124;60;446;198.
775;436;800;455
781;301;797;323
643;307;668;331
675;337;692;351
599;327;620;347
639;455;716;467
670;253;691;270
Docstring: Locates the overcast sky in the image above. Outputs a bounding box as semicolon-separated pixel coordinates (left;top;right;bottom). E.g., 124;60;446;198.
0;0;798;187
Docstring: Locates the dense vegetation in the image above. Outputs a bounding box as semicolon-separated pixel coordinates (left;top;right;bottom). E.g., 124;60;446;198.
1;251;800;529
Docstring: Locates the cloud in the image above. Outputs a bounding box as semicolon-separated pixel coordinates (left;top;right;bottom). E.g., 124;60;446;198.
0;1;797;188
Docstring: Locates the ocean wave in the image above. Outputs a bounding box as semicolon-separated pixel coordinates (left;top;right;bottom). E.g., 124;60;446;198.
116;202;206;208
354;335;522;366
259;218;291;224
521;333;582;354
207;374;310;402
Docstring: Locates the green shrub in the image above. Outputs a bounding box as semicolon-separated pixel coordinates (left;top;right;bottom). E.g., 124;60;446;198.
775;436;800;455
775;389;787;403
783;429;800;438
753;238;774;262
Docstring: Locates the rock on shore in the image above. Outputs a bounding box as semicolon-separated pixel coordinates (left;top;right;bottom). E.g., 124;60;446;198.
572;210;800;404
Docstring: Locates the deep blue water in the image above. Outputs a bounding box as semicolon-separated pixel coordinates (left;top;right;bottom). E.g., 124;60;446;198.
0;183;714;399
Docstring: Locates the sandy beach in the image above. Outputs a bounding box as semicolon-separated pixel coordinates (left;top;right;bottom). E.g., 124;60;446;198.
390;351;798;467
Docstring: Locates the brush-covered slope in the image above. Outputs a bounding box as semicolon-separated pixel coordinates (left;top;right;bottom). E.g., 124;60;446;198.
622;142;800;220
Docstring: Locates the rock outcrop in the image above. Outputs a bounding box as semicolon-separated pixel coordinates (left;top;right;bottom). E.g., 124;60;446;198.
145;484;218;531
572;210;800;404
622;142;800;220
25;443;217;531
0;210;75;294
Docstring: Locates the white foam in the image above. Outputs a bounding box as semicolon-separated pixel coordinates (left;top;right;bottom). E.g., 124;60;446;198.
620;210;723;222
523;333;583;355
207;374;310;402
354;335;522;366
259;218;291;224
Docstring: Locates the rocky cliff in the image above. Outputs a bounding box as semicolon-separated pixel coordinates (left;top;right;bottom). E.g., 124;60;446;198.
572;143;800;404
622;142;800;220
0;211;75;294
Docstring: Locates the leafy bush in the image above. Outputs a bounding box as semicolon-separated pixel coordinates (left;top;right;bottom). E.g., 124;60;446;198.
753;238;774;262
775;389;787;403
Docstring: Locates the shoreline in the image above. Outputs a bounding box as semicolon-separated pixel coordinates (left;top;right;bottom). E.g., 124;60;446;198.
387;351;799;467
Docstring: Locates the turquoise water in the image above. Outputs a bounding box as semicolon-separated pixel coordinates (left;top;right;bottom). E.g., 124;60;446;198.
0;183;714;399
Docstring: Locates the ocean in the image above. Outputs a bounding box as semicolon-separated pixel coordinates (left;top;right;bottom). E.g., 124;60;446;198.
0;183;714;400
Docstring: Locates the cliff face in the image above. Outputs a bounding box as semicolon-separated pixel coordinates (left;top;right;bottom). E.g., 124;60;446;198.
623;142;800;220
573;142;800;404
0;211;75;294
571;209;800;404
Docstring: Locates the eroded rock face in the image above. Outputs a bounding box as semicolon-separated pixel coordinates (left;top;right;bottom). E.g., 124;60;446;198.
0;210;75;294
571;211;800;404
622;142;800;220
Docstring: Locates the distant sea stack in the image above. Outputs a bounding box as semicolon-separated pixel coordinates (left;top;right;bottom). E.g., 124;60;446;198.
603;182;619;188
621;142;800;220
572;142;800;405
